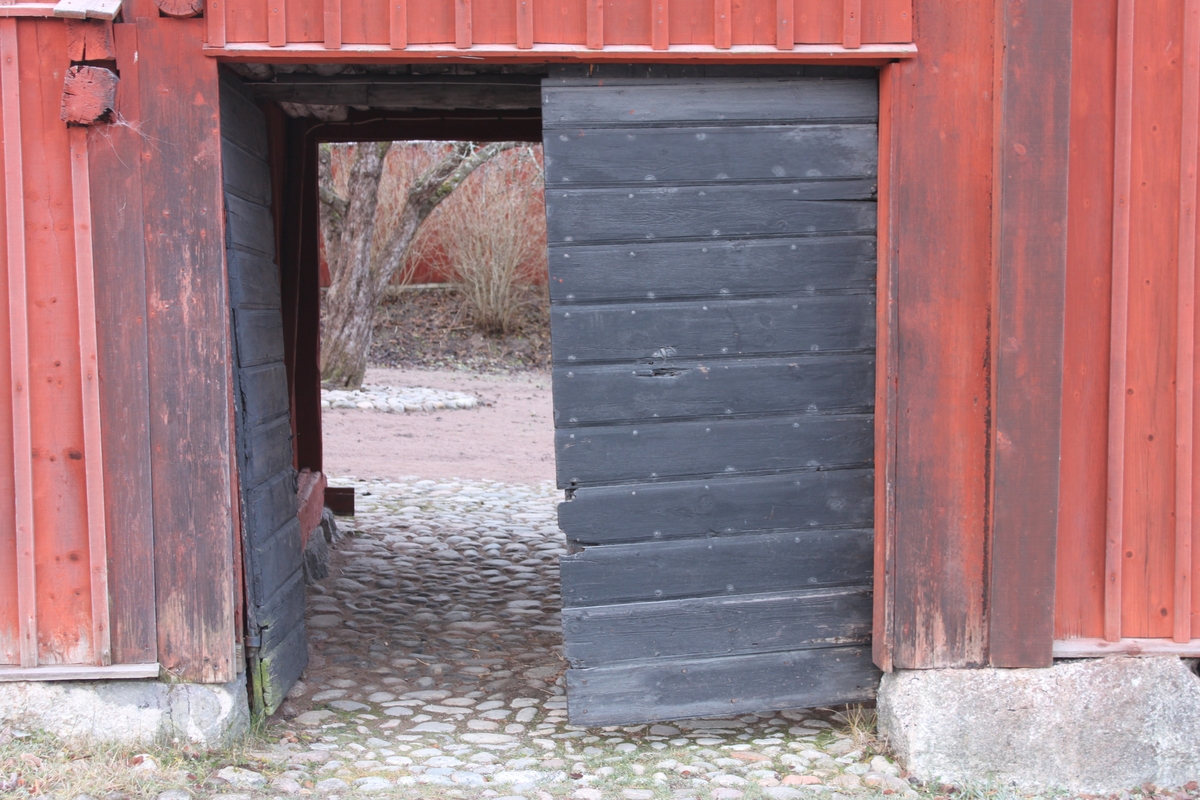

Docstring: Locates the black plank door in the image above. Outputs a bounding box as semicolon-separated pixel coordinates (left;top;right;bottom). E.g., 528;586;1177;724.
220;70;308;716
545;73;882;726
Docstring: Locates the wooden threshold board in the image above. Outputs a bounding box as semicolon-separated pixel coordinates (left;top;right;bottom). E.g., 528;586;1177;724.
0;663;161;681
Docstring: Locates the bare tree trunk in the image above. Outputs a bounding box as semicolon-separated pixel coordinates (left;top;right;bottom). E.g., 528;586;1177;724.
320;140;520;389
318;141;392;388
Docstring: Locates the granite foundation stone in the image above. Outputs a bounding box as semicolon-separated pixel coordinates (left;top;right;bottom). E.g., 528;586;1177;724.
878;656;1200;793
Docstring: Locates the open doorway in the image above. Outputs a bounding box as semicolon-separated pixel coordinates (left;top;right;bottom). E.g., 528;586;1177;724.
220;62;890;796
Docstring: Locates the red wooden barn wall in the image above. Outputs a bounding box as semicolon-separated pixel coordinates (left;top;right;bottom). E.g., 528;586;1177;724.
1054;0;1200;656
6;0;1199;680
0;9;239;682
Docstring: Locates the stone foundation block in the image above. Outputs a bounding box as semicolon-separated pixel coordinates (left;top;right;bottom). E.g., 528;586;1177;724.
0;674;250;750
878;656;1200;793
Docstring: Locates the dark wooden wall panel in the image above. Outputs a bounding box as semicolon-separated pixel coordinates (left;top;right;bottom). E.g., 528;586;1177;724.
546;72;879;724
89;22;157;666
560;470;874;545
986;0;1073;667
137;18;236;683
221;68;307;712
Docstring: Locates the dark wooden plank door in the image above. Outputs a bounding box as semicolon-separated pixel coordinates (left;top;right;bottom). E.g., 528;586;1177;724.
545;73;882;726
220;70;308;716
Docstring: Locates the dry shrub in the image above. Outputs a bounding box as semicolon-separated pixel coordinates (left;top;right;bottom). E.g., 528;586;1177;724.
416;145;547;335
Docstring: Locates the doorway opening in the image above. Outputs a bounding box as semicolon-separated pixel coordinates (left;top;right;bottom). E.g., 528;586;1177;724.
220;63;887;794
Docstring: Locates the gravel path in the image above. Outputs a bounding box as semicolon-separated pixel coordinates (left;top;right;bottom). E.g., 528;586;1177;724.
254;476;913;800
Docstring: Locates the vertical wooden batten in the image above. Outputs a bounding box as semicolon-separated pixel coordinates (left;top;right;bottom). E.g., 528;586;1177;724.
775;0;792;49
986;0;1074;667
1177;0;1200;644
515;0;531;48
389;0;406;48
207;0;225;46
455;0;471;47
843;0;860;48
651;0;666;48
323;0;340;48
586;0;601;48
873;62;899;673
1106;0;1136;644
267;0;286;47
0;18;36;670
714;0;730;48
68;125;111;667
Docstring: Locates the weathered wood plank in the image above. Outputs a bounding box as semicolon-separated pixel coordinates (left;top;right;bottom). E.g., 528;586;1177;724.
138;17;235;683
241;414;292;486
548;236;875;303
247;516;302;605
566;645;879;726
246;469;298;541
228;250;283;309
559;469;873;545
237;362;289;427
543;124;877;187
219;72;270;158
561;528;873;606
554;355;874;425
556;414;873;486
250;76;542;109
552;295;874;365
564;587;872;666
256;615;307;713
546;187;876;245
226;192;277;258
542;78;877;127
985;0;1072;667
233;307;286;367
88;22;156;666
221;141;272;206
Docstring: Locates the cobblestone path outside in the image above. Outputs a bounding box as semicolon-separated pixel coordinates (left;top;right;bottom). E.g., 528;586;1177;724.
261;476;912;800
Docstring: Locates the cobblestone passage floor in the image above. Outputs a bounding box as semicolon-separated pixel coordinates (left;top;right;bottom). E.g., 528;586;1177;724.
259;477;912;800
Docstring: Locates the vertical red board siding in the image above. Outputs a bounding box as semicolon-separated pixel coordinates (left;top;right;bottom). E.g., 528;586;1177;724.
1122;0;1183;639
225;0;268;45
794;0;838;44
885;0;994;669
534;0;586;42
986;0;1073;668
604;0;651;44
408;0;454;42
730;0;773;43
472;0;516;42
1056;0;1117;641
668;0;712;42
136;17;236;684
88;22;157;666
286;0;324;42
19;20;92;666
341;0;389;44
873;62;899;672
0;21;16;667
860;0;910;43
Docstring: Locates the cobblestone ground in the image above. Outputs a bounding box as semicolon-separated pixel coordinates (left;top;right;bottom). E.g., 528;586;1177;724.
252;476;915;800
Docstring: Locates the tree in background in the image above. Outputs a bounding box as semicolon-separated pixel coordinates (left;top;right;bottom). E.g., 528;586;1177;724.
319;140;518;389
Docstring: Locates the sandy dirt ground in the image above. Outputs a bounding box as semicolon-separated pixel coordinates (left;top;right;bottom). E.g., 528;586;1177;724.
321;367;556;485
